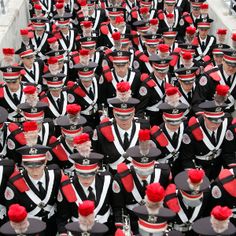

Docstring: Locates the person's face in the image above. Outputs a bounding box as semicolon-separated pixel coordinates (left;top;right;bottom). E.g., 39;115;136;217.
217;34;226;43
6;78;21;92
165;119;181;131
114;63;129;77
192;7;201;17
204;116;222;131
24;162;45;180
79;55;90;65
114;111;134;130
120;42;131;51
78;175;95;187
60;26;69;34
58;60;64;70
213;54;224;66
50;88;62;97
22;55;35;69
50;42;59;51
182;59;192;68
146;44;158;54
81;78;93;88
154;69;167;80
35;28;45;36
198;28;209;39
164;3;175;13
179;80;194;92
222;60;236;76
163;37;175;46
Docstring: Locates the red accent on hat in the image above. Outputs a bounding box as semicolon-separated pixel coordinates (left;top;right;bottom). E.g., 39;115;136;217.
74;133;90;144
47;37;57;44
48;57;58;64
79;200;95;216
20;29;29;35
8;204;28;223
116;81;130;92
182;52;192;60
79;0;87;6
138;219;167;230
146;183;165;202
150;18;158;25
231;33;236;41
217;28;227;35
166;13;174;18
163;31;177;38
34;3;42;10
23;85;37;95
82;21;92;28
200;3;208;9
211;206;232;221
23;121;38;132
140;7;149;14
186;26;196;35
66;104;81;115
112;31;121;41
138;129;150;142
158;44;169;53
56;2;64;9
113;107;134;113
166;86;179;96
216;84;229;96
188;169;205;184
79;49;90;56
115;16;124;24
2;48;14;55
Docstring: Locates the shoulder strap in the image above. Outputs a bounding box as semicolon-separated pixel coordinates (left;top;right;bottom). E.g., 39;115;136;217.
99;118;114;142
188;117;203;141
151;126;168;147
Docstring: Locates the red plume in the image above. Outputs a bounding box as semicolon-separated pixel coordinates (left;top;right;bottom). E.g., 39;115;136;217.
231;33;236;41
79;200;95;216
150;18;158;25
116;82;130;92
8;204;28;223
112;31;121;41
66;104;81;115
166;86;179;96
79;49;90;56
138;129;150;142
23;85;37;95
188;169;205;184
74;133;90;144
216;84;229;96
217;28;227;35
186;26;196;35
2;48;15;55
140;7;149;14
211;206;232;221
146;183;165;202
23;121;38;132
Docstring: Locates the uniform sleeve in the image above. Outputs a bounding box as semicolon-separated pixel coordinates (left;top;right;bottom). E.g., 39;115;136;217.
111;175;126;227
179;130;196;169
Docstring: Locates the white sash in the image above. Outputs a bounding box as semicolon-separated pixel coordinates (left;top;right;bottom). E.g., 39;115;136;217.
159;123;184;163
23;62;40;84
195;37;215;60
197;119;227;157
128;71;135;86
145;61;153;73
42;123;49;146
109;123;140;169
48;92;67;118
74;175;111;219
129;168;161;208
93;10;101;30
177;200;202;223
218;72;236;108
3;87;25;111
0;166;3;186
59;31;74;51
26;170;55;217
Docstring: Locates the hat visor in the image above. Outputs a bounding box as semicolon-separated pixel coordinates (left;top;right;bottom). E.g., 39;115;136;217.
114;113;133;120
179;79;195;84
224;61;236;67
22;160;45;168
80;76;93;82
165;118;184;125
76;170;97;177
205;117;224;124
